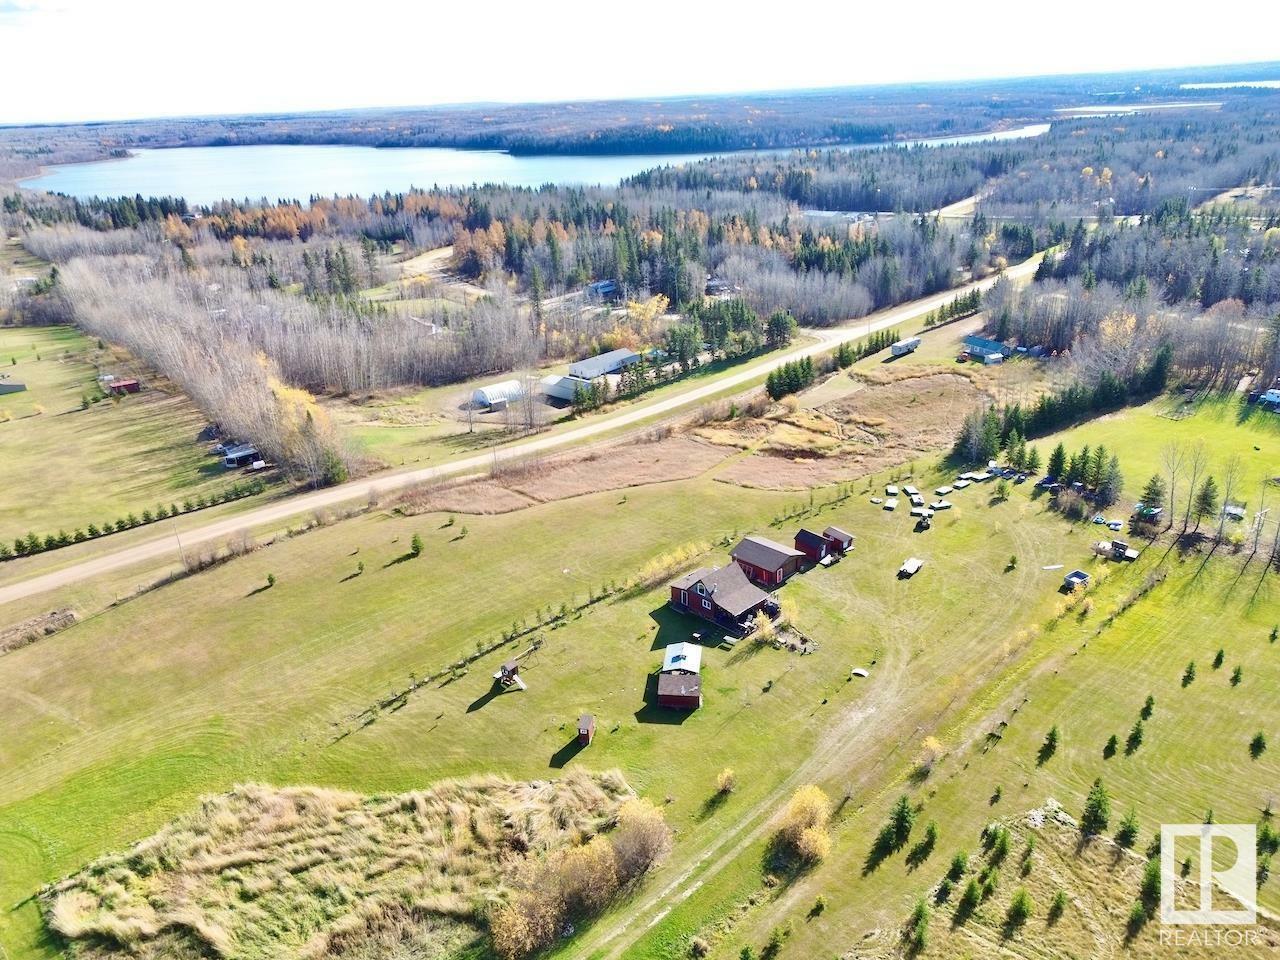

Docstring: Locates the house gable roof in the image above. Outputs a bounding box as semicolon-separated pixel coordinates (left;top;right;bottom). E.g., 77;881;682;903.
672;563;771;619
730;535;803;571
823;525;855;544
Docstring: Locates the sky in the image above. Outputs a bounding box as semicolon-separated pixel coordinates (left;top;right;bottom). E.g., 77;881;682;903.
2;0;1278;125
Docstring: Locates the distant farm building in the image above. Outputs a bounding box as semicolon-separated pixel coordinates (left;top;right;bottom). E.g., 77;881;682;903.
107;378;140;396
539;374;593;403
963;335;1012;359
0;380;26;396
670;563;775;630
569;348;640;381
471;379;525;410
586;279;621;302
222;444;260;469
730;535;804;586
657;641;703;710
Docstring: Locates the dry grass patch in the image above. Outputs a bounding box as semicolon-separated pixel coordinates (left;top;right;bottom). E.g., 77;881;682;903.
0;608;77;655
397;480;540;516
715;372;989;490
509;437;726;501
395;437;730;516
42;771;633;960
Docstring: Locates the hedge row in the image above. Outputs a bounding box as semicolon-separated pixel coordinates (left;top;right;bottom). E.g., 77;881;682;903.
0;478;267;561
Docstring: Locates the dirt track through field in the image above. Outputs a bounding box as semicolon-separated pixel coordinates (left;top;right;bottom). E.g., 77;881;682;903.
572;501;1053;960
0;256;1039;609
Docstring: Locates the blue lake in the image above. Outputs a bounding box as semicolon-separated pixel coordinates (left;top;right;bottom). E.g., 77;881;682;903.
22;124;1049;206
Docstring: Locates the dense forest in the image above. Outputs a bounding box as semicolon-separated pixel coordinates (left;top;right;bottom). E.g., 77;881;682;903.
5;88;1280;487
2;61;1278;181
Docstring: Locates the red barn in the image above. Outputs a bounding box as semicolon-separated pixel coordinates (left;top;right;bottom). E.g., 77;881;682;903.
670;562;774;630
730;535;803;586
107;378;140;396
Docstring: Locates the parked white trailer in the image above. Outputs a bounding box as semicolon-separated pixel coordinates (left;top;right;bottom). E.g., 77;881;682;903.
891;336;922;357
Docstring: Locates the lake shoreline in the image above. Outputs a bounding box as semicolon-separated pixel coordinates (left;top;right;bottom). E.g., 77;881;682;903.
19;124;1051;206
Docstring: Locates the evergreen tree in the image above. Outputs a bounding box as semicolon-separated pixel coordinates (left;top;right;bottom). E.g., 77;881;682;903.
1140;475;1166;510
1080;778;1111;836
1192;476;1220;531
1047;443;1066;480
1098;455;1124;507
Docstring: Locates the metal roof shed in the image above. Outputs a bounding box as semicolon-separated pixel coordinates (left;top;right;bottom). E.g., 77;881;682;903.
661;642;703;674
472;379;525;407
569;348;641;381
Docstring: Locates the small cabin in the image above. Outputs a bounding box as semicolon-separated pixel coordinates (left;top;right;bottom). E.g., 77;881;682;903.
657;642;703;710
107;378;140;395
794;528;832;564
577;713;595;745
822;526;855;555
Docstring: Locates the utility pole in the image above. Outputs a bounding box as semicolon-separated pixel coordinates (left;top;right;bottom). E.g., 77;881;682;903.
172;515;187;569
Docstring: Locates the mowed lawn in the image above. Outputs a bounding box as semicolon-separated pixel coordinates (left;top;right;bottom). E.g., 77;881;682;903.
0;325;244;538
708;549;1280;960
1045;392;1280;505
0;465;1083;959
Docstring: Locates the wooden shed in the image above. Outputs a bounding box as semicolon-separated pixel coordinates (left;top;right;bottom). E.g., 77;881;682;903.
577;714;595;745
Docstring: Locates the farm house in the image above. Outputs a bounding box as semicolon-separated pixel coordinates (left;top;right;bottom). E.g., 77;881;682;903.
669;563;775;631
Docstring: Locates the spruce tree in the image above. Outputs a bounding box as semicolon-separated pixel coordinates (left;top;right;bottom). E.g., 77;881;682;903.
1080;778;1111;836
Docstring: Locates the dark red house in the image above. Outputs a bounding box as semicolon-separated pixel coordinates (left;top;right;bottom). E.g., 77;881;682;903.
107;378;140;396
670;563;774;629
730;535;803;586
577;713;595;745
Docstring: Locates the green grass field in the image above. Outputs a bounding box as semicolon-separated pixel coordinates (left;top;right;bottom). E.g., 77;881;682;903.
2;376;1277;960
1047;392;1280;509
0;449;1089;959
0;326;260;540
689;544;1280;960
